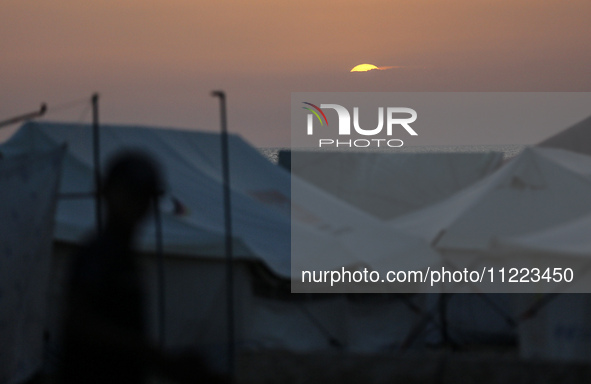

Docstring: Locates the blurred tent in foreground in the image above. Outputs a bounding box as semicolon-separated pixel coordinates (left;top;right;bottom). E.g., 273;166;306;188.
0;147;65;384
0;121;440;378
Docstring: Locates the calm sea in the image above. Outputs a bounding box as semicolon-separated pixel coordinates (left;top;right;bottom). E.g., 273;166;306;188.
258;145;525;164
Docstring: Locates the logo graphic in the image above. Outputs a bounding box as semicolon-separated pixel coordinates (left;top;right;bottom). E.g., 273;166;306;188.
302;101;328;131
303;102;418;148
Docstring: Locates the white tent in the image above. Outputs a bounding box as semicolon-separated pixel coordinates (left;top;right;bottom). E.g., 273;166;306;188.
499;213;591;260
285;151;503;219
1;121;293;275
389;147;591;250
387;147;591;343
0;121;439;357
0;147;65;384
2;121;439;281
538;114;591;157
495;214;591;361
493;210;591;295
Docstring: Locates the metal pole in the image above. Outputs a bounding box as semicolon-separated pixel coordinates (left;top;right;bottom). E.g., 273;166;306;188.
519;293;560;321
439;293;457;349
154;195;165;348
0;103;47;129
92;93;102;234
211;90;235;381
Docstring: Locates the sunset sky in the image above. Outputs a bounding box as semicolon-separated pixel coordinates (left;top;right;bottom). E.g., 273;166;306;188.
2;0;591;147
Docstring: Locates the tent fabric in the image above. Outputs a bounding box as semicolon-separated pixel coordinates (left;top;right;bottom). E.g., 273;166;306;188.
498;212;591;258
0;147;65;384
1;121;291;276
515;294;591;361
286;151;503;219
388;147;591;252
290;178;441;287
385;147;591;342
494;211;591;295
1;122;443;357
44;246;427;357
1;122;440;283
538;114;591;157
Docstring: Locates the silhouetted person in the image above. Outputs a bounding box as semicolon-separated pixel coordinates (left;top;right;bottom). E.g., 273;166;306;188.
59;151;225;384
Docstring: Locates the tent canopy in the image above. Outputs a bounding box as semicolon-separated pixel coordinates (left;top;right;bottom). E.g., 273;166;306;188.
389;147;591;252
1;121;293;273
285;150;503;219
498;212;591;258
1;121;439;282
0;147;65;384
538;114;591;157
493;211;591;294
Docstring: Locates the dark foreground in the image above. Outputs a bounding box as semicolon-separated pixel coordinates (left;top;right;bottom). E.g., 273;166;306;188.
25;348;591;384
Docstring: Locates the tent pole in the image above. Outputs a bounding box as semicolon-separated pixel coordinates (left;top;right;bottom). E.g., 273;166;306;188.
211;90;235;382
439;293;453;348
154;195;165;348
297;302;343;349
519;293;561;321
0;103;47;129
475;293;516;328
92;93;103;234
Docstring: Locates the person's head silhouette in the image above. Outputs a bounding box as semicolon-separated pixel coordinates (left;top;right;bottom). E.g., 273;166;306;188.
102;150;163;237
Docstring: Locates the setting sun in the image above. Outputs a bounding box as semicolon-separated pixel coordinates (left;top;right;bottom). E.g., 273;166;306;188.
350;64;379;72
